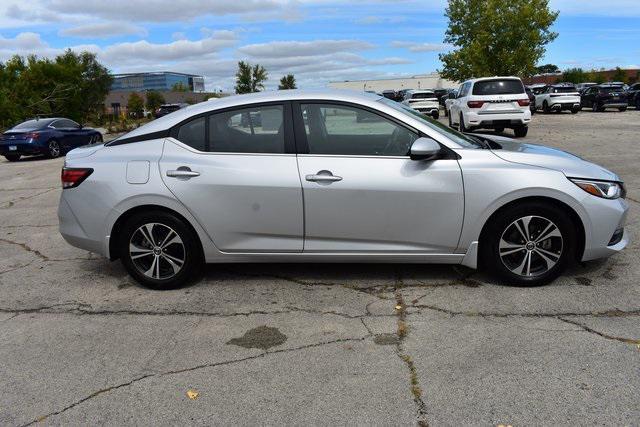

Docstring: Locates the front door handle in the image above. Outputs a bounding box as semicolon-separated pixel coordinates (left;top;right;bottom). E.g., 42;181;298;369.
167;166;200;179
305;170;342;183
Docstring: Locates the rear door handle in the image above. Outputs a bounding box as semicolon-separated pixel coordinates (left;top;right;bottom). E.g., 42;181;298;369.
305;170;342;183
167;166;200;178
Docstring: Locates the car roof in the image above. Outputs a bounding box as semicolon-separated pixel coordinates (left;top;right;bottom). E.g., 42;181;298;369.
121;89;383;139
466;76;522;83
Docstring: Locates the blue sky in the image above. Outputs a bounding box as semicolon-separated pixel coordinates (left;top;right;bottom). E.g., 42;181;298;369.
1;0;639;91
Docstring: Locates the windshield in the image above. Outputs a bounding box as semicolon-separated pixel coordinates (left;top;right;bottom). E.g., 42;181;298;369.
378;98;482;149
412;92;436;99
552;87;577;93
473;79;525;95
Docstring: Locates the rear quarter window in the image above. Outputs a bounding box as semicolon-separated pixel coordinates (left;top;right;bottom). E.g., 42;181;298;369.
472;79;525;95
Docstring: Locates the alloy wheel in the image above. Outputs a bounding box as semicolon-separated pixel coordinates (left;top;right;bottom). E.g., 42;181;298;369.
498;215;563;277
49;140;60;158
129;222;185;280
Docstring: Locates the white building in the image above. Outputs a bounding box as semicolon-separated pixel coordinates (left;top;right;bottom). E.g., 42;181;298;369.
328;72;458;92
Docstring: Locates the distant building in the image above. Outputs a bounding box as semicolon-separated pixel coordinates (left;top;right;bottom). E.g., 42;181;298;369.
111;72;206;92
523;68;640;85
329;72;458;92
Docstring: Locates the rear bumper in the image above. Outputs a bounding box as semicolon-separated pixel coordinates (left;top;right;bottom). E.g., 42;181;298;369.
0;142;44;156
58;195;106;255
466;111;531;128
549;102;581;110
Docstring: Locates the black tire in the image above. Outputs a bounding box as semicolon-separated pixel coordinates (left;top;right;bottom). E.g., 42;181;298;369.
47;139;61;158
530;105;536;115
480;202;577;287
459;113;468;132
444;108;448;117
96;133;103;143
494;127;505;134
618;106;627;112
543;101;551;114
4;154;20;162
571;107;580;114
592;101;601;112
636;97;640;109
513;126;528;138
432;111;439;120
118;210;204;290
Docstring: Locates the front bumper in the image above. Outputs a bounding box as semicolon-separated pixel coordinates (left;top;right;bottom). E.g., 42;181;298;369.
581;197;629;261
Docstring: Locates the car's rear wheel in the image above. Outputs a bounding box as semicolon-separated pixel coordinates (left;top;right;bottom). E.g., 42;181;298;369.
543;100;551;114
119;211;203;290
571;106;580;114
592;101;601;112
459;113;469;132
494;127;505;134
4;154;21;162
513;126;528;138
432;111;439;120
481;202;576;286
47;139;61;158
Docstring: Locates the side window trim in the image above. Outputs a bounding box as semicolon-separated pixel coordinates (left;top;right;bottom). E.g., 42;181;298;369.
169;101;295;155
291;100;420;157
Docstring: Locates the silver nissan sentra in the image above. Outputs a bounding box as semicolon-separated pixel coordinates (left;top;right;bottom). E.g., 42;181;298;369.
58;90;629;289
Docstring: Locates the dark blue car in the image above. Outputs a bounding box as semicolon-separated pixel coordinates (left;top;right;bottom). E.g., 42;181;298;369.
0;118;102;162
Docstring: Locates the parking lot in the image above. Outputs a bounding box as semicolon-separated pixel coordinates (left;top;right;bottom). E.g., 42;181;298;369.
1;110;639;425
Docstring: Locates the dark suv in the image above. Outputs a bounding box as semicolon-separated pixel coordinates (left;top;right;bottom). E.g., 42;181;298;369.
626;83;640;109
580;84;628;112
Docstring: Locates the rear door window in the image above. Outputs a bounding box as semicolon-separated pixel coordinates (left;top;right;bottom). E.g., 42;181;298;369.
472;79;525;95
208;105;285;154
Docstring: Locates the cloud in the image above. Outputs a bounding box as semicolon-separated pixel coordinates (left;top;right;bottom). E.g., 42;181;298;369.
59;22;148;38
238;39;373;58
0;32;48;50
391;41;450;52
355;15;407;25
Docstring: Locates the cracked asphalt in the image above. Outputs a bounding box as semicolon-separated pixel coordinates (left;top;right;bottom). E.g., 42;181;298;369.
1;110;639;425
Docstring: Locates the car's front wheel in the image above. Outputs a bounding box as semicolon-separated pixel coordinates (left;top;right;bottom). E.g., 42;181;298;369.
119;211;203;290
432;111;439;120
481;202;576;286
4;154;20;162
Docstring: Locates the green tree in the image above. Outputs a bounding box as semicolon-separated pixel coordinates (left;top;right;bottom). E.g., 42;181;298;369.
611;67;627;83
235;61;253;94
171;81;189;92
278;74;297;90
145;91;165;112
562;68;587;84
127;92;144;118
234;61;268;94
536;63;560;74
251;64;268;92
439;0;559;81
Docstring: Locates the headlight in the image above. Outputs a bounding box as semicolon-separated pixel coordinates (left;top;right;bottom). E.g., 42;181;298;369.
570;178;625;199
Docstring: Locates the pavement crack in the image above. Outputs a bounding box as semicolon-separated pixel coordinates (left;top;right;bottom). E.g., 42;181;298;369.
412;303;640;319
0;237;49;260
557;317;640;345
0;187;57;209
22;336;368;426
394;272;429;426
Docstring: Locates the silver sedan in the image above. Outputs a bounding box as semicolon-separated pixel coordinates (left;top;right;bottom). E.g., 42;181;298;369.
58;90;629;289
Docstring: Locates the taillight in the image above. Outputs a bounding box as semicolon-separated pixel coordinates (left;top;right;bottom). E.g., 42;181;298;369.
517;99;530;106
467;100;485;108
25;132;40;139
61;167;93;189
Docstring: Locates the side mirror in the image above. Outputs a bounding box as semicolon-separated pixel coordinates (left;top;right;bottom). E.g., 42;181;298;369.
410;137;441;161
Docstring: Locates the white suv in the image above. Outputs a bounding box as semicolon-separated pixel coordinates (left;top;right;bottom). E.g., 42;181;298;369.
534;84;581;114
447;77;532;138
401;90;440;119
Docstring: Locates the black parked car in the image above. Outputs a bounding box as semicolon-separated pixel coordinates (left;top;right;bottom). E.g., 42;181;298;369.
525;87;536;115
580;84;628;112
154;103;188;118
626;83;640;109
0;118;102;162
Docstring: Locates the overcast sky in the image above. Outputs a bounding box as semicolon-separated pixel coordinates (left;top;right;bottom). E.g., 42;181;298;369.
1;0;639;91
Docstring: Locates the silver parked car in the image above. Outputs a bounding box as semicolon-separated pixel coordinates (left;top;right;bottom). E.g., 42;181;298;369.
59;90;628;289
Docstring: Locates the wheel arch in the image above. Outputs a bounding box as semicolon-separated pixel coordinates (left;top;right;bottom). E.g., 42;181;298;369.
108;204;204;261
477;196;586;265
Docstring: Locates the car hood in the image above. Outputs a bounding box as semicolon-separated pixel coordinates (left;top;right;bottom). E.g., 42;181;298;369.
479;134;621;182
